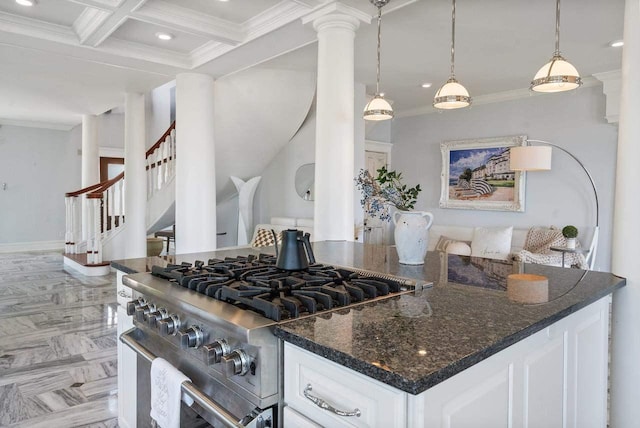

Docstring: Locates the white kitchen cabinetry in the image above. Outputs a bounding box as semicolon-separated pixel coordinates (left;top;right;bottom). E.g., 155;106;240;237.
284;296;610;428
284;342;407;428
116;270;137;428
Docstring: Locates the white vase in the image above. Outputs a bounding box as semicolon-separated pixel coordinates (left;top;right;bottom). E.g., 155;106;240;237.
393;211;435;265
566;237;576;249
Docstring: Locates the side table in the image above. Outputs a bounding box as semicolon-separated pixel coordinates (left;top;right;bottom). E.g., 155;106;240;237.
549;246;588;268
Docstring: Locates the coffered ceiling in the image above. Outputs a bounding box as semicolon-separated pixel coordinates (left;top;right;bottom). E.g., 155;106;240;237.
0;0;625;129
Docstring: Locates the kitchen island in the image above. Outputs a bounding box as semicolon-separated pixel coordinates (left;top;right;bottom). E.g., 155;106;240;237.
112;242;624;428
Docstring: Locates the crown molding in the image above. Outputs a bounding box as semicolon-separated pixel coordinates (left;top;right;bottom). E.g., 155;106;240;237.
133;0;244;45
73;8;112;44
81;0;147;47
66;0;121;11
396;76;601;118
290;0;326;7
0;12;78;44
100;37;191;69
301;2;372;25
190;41;234;69
243;2;310;39
0;118;76;131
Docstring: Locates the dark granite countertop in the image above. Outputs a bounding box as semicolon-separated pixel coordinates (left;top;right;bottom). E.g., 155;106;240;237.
112;242;625;395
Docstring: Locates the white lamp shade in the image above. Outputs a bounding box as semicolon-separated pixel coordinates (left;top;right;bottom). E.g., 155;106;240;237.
509;146;552;171
531;56;582;93
433;79;471;109
363;95;393;121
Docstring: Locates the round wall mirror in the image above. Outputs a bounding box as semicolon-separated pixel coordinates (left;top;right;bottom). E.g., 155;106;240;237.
295;163;315;201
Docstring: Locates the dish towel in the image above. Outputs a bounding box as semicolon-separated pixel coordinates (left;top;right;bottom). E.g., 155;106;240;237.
150;357;195;428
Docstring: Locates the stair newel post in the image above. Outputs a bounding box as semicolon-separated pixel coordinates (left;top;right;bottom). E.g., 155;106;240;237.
72;196;80;253
101;191;108;236
170;129;176;179
93;196;103;264
64;196;71;253
146;153;153;198
85;195;94;262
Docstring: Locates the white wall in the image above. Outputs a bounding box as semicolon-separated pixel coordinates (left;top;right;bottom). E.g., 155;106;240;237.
391;85;617;271
0;125;81;247
254;106;316;225
97;112;124;149
146;80;176;147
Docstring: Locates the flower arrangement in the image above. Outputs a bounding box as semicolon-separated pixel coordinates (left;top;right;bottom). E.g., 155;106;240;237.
355;166;422;221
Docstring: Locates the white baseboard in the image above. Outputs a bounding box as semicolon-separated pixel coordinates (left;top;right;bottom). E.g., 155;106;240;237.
0;240;65;253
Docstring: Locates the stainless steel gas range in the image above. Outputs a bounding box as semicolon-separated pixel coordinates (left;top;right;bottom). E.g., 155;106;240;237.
121;253;426;427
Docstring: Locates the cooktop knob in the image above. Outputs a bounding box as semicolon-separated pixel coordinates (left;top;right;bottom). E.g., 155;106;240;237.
146;308;169;327
179;325;204;349
158;314;180;336
126;298;146;316
203;339;230;365
222;349;250;377
135;303;156;323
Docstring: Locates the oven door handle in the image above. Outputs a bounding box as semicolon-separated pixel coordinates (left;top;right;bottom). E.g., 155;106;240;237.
120;328;253;428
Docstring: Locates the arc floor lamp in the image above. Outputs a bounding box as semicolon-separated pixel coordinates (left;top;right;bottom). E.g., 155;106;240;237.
510;140;599;270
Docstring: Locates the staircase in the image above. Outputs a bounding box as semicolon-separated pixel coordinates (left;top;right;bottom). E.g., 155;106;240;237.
63;122;176;275
62;68;318;275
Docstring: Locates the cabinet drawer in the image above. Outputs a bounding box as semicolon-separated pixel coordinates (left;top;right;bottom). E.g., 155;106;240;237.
284;343;406;428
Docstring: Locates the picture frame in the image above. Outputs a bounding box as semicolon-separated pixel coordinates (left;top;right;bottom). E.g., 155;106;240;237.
440;135;527;212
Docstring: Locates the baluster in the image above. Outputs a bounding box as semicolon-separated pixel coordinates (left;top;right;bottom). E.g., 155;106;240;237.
163;136;170;186
85;197;94;263
101;193;107;235
170;130;176;179
72;196;80;253
65;197;71;253
156;147;162;190
106;186;113;232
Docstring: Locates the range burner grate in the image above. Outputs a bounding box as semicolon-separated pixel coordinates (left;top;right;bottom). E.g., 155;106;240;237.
151;255;408;321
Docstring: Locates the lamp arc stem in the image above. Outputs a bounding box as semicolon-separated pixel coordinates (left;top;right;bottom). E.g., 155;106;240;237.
526;139;599;269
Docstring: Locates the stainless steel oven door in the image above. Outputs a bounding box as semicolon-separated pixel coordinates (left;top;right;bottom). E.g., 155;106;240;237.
120;328;274;428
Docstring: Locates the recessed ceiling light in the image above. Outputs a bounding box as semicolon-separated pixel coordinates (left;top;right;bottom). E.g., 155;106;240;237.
421;83;432;88
155;32;174;41
609;40;624;48
15;0;36;6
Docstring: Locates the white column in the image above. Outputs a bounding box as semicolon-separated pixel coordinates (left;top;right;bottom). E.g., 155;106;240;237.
610;0;640;426
308;11;365;242
175;73;217;254
124;93;147;259
81;114;99;241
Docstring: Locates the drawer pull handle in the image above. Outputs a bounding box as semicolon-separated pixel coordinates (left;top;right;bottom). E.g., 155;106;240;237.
118;290;131;299
303;384;361;418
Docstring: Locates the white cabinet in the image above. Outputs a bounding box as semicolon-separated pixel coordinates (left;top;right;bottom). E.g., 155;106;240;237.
116;270;137;428
408;295;610;428
284;296;611;428
284;342;407;428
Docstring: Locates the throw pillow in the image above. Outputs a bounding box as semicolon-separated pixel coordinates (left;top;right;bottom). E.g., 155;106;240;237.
252;229;282;248
447;241;472;256
471;226;513;260
434;235;472;253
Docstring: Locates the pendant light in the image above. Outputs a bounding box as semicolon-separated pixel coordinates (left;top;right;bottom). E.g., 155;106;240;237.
530;0;582;93
363;0;393;121
433;0;471;110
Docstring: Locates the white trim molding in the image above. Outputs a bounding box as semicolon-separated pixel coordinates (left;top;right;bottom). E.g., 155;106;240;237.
0;240;65;253
593;70;621;124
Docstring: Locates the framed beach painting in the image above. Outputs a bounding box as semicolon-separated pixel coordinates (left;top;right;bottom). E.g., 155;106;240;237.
440;135;527;212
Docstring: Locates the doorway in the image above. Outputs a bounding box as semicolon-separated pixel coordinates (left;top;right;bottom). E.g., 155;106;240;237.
100;157;124;182
364;150;388;244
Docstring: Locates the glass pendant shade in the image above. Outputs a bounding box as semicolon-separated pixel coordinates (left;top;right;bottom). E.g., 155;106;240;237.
363;94;393;121
509;146;552;171
433;77;471;109
530;0;581;93
531;54;581;92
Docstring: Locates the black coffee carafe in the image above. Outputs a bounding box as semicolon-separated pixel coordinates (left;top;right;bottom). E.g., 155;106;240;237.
272;229;316;271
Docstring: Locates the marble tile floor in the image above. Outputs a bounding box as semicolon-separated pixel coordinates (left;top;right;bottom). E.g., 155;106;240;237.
0;251;119;427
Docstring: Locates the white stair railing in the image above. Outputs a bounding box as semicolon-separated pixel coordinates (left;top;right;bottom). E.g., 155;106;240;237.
64;122;176;263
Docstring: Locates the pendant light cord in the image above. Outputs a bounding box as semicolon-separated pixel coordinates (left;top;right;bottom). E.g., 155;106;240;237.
376;6;382;94
554;0;561;55
450;0;456;78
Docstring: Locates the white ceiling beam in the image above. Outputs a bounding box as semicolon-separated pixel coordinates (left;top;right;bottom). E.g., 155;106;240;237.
65;0;121;11
133;0;244;46
73;8;112;44
81;0;149;47
289;0;326;7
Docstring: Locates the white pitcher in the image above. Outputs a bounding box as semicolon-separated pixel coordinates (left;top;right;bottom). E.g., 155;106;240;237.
393;211;435;265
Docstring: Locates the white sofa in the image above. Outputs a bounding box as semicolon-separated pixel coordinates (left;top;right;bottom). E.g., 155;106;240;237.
428;225;528;254
427;224;595;269
249;217;314;245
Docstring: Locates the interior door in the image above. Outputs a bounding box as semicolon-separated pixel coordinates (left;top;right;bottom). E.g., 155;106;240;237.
364;151;388;244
